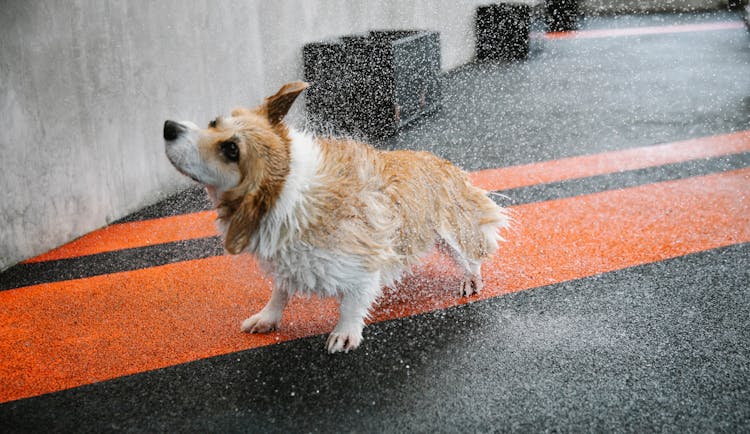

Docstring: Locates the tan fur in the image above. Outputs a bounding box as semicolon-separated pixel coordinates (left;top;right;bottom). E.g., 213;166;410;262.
164;81;509;353
213;84;309;253
208;81;505;274
300;138;503;275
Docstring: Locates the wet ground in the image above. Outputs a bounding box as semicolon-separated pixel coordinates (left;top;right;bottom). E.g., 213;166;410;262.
2;10;750;433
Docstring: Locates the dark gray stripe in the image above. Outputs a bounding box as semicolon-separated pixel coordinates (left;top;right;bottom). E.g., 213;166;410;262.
494;152;750;206
114;185;212;224
0;237;224;291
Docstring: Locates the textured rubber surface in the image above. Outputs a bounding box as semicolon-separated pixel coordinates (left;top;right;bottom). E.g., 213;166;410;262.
1;10;749;432
1;244;748;432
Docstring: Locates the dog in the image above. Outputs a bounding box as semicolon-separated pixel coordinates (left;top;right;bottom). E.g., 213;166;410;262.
163;81;510;353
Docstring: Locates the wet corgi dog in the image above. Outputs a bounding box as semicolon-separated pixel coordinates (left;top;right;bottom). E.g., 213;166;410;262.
163;81;510;353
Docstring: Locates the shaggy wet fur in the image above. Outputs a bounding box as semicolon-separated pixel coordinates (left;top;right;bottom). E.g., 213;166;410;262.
163;81;510;353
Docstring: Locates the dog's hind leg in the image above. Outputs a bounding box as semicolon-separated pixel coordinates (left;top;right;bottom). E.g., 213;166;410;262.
327;272;381;353
438;233;484;297
241;283;290;333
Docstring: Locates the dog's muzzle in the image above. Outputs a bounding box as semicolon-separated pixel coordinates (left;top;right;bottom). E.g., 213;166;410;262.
163;119;200;183
163;120;187;142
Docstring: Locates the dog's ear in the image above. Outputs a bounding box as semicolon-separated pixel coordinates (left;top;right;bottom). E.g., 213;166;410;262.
264;81;309;125
222;186;273;255
224;196;255;254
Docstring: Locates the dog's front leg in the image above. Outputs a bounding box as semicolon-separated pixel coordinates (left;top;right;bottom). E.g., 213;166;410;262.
327;275;380;353
241;284;289;334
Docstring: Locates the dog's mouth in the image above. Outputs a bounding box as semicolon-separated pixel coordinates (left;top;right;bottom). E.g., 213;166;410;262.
173;164;203;184
182;170;202;184
165;152;204;185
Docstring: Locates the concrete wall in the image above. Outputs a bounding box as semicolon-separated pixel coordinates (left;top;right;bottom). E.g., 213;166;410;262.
0;0;495;271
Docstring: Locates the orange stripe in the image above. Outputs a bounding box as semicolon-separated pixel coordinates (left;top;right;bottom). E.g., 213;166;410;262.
469;130;750;191
542;21;745;40
2;168;748;403
20;131;750;265
23;210;218;263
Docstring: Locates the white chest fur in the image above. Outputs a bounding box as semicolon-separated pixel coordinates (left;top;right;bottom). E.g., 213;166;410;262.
218;129;375;296
248;128;320;259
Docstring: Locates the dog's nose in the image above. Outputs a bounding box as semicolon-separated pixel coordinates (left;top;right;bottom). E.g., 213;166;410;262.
163;120;185;141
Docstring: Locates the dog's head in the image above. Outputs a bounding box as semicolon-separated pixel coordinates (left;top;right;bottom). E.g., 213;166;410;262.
163;81;309;254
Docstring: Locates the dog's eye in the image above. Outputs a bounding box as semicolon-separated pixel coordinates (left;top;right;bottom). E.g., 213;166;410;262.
220;140;240;162
208;119;217;128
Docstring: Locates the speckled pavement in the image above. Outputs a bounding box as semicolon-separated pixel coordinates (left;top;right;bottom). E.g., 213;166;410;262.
1;10;749;433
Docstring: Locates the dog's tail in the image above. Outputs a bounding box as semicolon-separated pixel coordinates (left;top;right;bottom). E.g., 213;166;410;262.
478;193;512;255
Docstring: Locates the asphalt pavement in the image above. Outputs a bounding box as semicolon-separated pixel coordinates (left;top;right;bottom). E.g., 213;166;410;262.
1;9;749;433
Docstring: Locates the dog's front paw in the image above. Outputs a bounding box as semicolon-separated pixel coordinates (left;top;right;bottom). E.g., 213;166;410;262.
326;325;363;353
459;274;483;297
241;310;281;334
